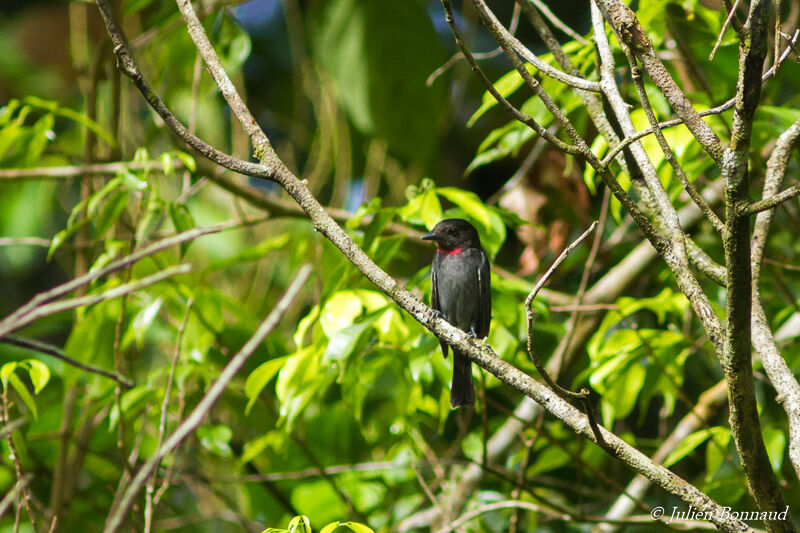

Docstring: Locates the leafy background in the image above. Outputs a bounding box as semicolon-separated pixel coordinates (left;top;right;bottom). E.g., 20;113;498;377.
1;0;799;531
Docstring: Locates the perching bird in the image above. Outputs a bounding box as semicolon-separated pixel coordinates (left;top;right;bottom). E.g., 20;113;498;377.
422;218;491;408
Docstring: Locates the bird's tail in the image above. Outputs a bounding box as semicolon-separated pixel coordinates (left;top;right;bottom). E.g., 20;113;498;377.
450;350;475;408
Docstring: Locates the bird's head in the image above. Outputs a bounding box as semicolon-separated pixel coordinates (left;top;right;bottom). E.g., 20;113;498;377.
421;218;482;252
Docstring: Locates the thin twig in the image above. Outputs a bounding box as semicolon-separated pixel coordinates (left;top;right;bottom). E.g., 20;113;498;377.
0;160;185;180
1;387;39;532
144;297;193;533
427;3;521;87
622;45;726;235
602;28;800;168
528;0;589;45
0;265;191;339
709;0;742;60
0;475;31;520
0;336;132;388
0;218;262;338
440;0;584;155
525;221;597;401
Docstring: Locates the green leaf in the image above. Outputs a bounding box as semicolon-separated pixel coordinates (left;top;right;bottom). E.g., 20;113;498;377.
26;360;50;394
399;182;442;229
664;427;728;468
1;361;18;386
321;523;375;533
276;347;328;431
196;424;233;458
705;427;732;481
311;0;446;160
763;426;786;473
245;356;289;415
287;515;312;533
121;169;148;191
173;150;196;172
47;218;89;262
323;317;376;362
94;190;129;238
467;65;534;126
8;372;37;420
125;298;163;350
320;291;364;337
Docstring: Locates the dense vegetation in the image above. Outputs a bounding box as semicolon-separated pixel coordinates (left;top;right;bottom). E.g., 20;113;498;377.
1;0;799;531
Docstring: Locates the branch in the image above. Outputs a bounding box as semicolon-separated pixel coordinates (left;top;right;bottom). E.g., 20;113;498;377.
621;45;725;235
744;181;800;215
468;1;601;93
0;265;191;339
0;218;251;339
439;0;584;157
526;222;597;401
591;3;725;358
0;160;184;180
0;336;133;388
526;0;589;45
601;28;799;168
593;0;726;164
751;116;800;481
103;265;311;533
465;0;669;257
720;0;794;526
595;380;728;533
401;187;721;529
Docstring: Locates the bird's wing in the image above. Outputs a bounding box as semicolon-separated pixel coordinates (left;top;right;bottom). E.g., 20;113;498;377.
431;256;449;358
431;261;440;312
478;251;491;338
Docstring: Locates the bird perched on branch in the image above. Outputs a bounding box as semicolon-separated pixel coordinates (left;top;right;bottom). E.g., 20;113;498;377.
422;218;491;408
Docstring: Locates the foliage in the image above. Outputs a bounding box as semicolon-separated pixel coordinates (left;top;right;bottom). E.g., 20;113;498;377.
0;0;799;531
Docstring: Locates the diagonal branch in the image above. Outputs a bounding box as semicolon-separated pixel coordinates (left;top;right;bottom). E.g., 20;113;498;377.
593;0;726;164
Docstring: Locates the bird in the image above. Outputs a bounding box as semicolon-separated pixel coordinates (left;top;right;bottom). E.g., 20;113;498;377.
421;218;491;408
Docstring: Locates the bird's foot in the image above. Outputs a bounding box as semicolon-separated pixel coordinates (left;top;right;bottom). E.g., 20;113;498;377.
469;326;488;345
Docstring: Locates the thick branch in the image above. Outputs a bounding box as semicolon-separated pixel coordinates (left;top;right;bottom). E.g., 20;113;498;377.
593;0;726;164
751;117;800;481
722;0;793;528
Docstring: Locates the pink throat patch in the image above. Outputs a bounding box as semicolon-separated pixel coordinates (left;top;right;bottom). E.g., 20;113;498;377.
438;247;464;256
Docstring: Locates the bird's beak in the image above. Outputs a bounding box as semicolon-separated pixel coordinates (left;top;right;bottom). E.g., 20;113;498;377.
421;232;438;242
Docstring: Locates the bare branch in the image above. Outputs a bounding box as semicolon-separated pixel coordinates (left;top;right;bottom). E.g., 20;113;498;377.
92;2;766;531
526;0;589;45
0;218;254;339
709;0;742;61
469;1;601;93
0;160;184;180
719;0;794;525
621;45;726;235
0;265;191;339
525;222;597;400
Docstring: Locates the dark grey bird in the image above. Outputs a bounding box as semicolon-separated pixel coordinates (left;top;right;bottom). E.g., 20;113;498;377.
422;218;491;408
